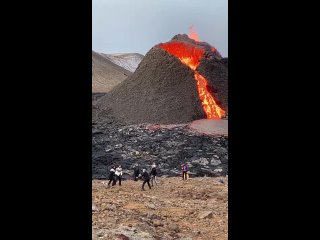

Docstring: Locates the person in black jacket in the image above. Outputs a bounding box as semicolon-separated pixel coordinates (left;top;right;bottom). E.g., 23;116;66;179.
141;169;152;191
133;164;140;181
107;166;116;187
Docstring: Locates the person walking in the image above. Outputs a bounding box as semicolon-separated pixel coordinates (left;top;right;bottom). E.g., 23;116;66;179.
141;169;151;191
114;165;123;186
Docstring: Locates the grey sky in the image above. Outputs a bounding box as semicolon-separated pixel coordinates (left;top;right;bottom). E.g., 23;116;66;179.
93;0;228;57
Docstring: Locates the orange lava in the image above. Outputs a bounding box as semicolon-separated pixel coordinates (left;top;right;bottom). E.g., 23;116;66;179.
158;42;225;119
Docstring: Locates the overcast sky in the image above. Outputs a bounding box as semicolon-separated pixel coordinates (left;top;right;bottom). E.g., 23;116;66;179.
93;0;228;57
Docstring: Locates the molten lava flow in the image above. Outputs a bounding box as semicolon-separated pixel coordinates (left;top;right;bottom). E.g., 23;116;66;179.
194;73;225;119
158;42;204;70
158;42;225;119
188;25;200;42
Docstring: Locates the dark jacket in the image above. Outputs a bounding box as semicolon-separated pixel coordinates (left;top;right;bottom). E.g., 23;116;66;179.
108;169;115;179
134;166;140;176
142;171;150;181
150;167;157;176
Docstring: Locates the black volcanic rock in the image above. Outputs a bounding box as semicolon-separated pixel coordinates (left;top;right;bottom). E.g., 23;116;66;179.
92;123;228;179
171;34;223;59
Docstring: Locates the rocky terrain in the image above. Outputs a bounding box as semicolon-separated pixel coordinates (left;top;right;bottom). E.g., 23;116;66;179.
92;118;228;179
92;176;228;240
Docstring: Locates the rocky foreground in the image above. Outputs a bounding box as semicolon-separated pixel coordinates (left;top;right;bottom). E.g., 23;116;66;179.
92;176;228;240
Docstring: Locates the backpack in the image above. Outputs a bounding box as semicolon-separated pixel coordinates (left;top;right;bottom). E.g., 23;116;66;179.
183;165;188;171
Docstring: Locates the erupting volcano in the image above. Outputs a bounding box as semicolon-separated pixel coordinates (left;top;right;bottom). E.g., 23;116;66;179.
95;33;228;125
158;41;225;119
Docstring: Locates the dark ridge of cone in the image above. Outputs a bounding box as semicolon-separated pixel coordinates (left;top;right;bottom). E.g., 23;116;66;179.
95;47;206;124
198;55;228;112
159;34;227;112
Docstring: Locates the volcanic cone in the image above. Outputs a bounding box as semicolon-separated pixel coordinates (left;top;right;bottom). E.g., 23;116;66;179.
95;34;228;124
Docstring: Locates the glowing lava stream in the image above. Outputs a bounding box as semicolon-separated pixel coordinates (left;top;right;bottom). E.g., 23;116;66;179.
158;42;225;119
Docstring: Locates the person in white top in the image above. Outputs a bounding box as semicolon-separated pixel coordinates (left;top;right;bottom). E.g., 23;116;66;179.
115;165;123;186
150;163;158;186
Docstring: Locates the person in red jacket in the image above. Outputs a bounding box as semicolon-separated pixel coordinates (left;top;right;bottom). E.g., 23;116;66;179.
182;163;188;180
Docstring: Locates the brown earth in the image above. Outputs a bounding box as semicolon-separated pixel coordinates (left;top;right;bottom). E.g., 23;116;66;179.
92;177;228;240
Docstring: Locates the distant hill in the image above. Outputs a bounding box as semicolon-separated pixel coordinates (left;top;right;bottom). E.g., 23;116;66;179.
92;51;132;93
101;53;144;73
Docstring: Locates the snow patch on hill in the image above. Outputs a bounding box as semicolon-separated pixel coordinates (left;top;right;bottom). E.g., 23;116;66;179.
102;53;144;73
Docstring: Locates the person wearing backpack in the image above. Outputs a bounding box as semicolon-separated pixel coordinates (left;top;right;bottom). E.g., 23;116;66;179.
182;163;188;180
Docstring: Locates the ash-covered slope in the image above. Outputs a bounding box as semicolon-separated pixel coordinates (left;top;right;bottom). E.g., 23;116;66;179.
92;51;132;93
96;47;205;124
95;35;228;124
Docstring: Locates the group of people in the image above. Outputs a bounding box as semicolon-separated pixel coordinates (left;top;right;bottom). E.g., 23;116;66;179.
105;165;123;187
133;163;158;190
105;162;189;190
